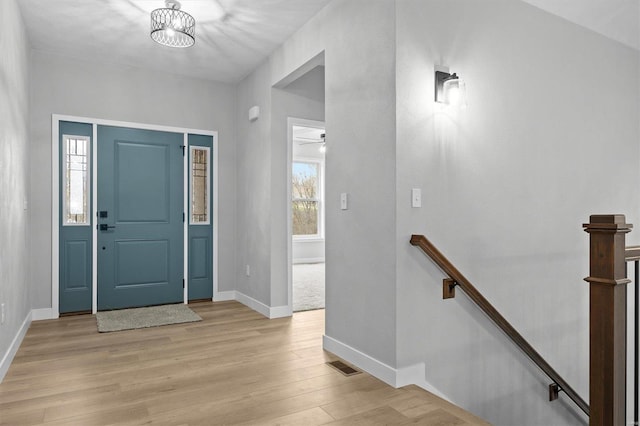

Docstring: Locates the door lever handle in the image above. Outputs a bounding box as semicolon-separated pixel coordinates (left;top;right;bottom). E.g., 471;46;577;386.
98;224;116;231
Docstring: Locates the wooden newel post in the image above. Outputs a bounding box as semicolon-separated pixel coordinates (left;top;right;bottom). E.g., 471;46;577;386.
583;214;632;425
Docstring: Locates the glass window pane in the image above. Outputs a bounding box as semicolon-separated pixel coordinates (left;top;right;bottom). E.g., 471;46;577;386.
292;200;318;235
292;162;318;199
191;147;209;224
64;136;90;225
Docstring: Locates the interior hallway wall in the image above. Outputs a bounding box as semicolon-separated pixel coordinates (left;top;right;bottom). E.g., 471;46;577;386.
0;0;31;379
270;87;324;306
234;61;325;309
235;62;273;306
395;1;640;425
235;0;398;363
29;50;238;311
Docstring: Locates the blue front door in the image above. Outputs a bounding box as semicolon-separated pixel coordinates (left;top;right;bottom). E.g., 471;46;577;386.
97;125;184;310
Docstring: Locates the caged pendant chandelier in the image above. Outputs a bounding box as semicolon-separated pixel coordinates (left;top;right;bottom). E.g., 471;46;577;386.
150;0;196;48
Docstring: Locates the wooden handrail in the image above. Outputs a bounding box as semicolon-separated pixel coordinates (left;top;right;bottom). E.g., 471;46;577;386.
625;244;639;426
626;245;640;261
410;234;589;416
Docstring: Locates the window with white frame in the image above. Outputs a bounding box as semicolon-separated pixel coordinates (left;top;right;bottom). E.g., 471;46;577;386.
292;160;323;238
62;135;90;226
190;146;210;224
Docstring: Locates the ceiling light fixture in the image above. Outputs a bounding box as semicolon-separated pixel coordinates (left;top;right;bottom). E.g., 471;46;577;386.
150;0;195;48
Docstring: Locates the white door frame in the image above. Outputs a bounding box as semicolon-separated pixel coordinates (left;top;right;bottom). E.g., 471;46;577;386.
287;117;326;312
52;114;219;316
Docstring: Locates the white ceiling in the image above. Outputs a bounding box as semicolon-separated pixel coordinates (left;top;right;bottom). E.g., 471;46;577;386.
293;125;325;159
17;0;332;83
17;0;639;85
521;0;639;50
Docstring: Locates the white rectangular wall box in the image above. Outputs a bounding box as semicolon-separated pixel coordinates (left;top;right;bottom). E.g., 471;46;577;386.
248;106;260;122
340;193;348;210
412;188;421;208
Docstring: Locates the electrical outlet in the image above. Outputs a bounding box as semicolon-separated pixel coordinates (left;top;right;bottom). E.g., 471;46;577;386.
246;265;251;277
1;303;5;325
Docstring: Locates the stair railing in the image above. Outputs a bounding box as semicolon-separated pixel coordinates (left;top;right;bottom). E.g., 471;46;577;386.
410;234;589;416
583;215;632;426
625;246;640;426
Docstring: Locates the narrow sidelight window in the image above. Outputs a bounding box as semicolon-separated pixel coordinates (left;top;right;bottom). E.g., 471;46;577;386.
63;135;90;225
190;146;210;224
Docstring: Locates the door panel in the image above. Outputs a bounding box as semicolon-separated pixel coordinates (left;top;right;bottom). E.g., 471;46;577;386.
97;125;183;310
188;134;214;300
59;121;93;314
116;142;170;222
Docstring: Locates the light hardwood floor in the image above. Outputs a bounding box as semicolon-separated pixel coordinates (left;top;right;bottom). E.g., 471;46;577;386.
0;301;490;425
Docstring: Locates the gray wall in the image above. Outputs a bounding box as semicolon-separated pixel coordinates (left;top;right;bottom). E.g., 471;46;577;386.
239;0;398;364
235;61;273;305
395;1;639;425
0;0;31;373
235;60;325;308
237;0;640;424
29;50;238;310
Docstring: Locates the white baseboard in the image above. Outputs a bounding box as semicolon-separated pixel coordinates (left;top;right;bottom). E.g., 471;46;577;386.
269;305;293;319
213;290;236;302
32;308;56;321
396;362;454;403
322;334;454;404
235;291;292;319
293;257;325;265
0;311;32;383
323;334;397;386
235;291;270;318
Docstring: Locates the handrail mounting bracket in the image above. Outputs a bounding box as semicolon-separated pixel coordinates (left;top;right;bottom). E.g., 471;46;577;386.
549;383;561;401
443;278;458;299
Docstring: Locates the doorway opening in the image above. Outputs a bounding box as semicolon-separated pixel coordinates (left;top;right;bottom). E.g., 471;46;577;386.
274;51;326;315
290;120;325;312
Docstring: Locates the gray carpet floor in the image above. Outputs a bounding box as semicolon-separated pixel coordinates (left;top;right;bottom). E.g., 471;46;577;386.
293;262;325;312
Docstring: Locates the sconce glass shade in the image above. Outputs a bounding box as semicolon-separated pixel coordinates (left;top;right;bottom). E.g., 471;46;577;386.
435;70;467;108
443;77;467;107
151;1;195;48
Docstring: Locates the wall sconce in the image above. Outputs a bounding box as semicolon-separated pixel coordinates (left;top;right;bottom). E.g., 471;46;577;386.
435;69;467;107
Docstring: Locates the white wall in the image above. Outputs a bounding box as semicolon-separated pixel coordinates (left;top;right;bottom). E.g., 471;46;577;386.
0;0;31;380
29;50;238;311
395;1;640;425
292;241;324;264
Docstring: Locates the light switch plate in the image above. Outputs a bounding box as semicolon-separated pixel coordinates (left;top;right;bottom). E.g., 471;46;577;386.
340;193;348;210
412;188;421;208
